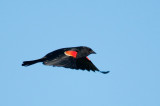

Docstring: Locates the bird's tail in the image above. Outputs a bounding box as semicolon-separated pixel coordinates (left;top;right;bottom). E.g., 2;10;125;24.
22;58;44;66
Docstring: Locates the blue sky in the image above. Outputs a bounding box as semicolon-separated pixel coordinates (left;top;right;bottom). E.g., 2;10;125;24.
1;0;160;106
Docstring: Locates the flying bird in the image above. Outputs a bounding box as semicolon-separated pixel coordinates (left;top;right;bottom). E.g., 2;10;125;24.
22;46;109;74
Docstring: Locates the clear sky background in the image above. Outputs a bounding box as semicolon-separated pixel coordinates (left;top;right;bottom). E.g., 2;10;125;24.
1;0;160;106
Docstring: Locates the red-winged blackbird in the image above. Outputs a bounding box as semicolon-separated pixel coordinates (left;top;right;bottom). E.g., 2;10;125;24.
22;46;109;74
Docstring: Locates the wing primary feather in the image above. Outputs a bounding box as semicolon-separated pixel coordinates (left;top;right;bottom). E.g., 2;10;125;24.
85;64;90;71
88;64;95;72
99;71;110;74
77;58;85;70
76;57;107;73
80;60;86;70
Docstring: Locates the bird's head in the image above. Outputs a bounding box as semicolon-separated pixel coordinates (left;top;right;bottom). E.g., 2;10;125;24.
85;47;96;54
76;46;96;57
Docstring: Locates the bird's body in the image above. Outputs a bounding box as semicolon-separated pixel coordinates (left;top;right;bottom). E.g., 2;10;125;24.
22;46;109;74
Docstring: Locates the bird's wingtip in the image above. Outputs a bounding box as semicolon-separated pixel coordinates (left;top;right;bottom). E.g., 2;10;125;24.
99;71;110;74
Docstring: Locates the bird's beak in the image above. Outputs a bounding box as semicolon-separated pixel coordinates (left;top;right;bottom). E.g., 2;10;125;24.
92;51;96;54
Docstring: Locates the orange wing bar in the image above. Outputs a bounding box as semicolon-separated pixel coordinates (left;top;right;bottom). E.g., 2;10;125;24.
65;51;77;58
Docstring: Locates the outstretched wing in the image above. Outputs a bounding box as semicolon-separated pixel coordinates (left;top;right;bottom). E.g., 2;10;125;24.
43;50;109;74
43;55;77;69
43;50;77;69
75;57;99;72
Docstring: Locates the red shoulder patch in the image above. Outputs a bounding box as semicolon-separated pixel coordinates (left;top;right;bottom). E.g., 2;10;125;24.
86;57;90;60
64;51;77;58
